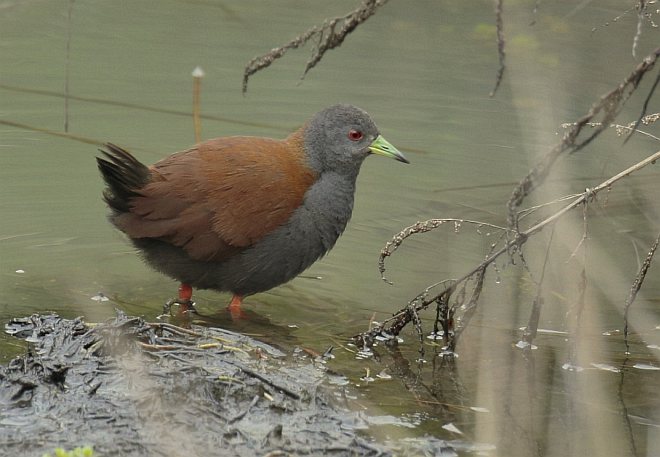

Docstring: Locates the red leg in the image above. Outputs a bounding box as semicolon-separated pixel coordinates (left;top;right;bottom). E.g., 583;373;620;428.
177;283;194;313
162;283;197;317
227;294;246;319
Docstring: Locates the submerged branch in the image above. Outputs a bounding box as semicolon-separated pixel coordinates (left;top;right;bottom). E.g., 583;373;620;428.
521;226;555;345
565;203;589;369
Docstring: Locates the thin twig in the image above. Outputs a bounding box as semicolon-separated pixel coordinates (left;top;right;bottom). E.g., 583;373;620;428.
449;266;486;349
523;150;660;236
355;149;660;345
228;363;301;400
242;0;389;93
149;322;202;338
228;395;260;424
564;113;660;143
623;231;660;353
379;219;508;285
507;47;660;231
625;69;660;144
566;202;590;369
632;1;647;58
490;0;506;97
522;226;555;345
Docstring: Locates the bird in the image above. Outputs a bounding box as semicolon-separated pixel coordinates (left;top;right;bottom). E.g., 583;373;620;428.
97;104;409;316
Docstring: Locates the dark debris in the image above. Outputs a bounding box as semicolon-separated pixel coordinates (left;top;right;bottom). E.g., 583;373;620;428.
1;312;390;457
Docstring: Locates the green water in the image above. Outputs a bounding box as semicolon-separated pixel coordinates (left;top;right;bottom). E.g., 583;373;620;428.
1;1;659;455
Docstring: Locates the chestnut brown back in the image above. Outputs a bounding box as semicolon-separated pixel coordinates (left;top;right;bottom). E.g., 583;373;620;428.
114;130;317;261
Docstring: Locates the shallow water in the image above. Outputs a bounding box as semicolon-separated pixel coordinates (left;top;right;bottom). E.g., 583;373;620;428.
1;1;659;455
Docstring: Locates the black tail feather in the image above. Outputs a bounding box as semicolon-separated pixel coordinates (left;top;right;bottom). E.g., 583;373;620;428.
97;143;150;214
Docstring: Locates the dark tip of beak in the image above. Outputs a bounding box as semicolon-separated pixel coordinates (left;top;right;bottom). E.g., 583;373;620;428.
396;154;410;164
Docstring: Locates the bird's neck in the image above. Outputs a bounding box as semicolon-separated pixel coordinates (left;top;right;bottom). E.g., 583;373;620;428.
300;171;357;251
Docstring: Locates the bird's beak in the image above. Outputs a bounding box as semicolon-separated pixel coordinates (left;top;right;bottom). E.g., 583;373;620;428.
368;135;410;164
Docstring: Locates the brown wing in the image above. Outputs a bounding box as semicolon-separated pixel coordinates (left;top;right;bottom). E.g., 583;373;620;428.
114;130;317;261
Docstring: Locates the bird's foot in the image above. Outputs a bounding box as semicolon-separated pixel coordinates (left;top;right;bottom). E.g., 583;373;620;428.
163;298;198;316
162;283;198;316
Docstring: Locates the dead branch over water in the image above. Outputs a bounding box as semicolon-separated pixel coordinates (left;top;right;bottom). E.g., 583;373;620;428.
242;0;389;93
507;48;660;231
354;47;660;350
490;0;506;97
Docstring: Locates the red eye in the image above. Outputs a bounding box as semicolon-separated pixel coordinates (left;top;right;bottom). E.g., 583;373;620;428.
348;129;363;141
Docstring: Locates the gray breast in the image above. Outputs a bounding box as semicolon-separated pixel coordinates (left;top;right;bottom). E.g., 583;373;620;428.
200;171;358;295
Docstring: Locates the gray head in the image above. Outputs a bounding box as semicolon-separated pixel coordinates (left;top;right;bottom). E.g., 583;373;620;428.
302;104;409;176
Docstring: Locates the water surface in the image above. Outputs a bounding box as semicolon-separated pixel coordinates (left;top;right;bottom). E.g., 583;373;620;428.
1;1;659;455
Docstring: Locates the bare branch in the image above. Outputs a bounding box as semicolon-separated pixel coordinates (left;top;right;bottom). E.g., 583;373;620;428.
625;69;660;144
521;226;554;345
449;266;486;350
507;47;660;231
490;0;506;97
354;148;660;347
378;219;507;285
623;231;660;352
563;113;660;143
242;0;389;93
564;202;590;369
632;0;649;57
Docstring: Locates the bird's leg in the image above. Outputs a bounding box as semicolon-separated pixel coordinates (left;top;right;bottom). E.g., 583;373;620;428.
163;283;197;315
227;294;245;319
228;294;243;309
177;283;196;313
